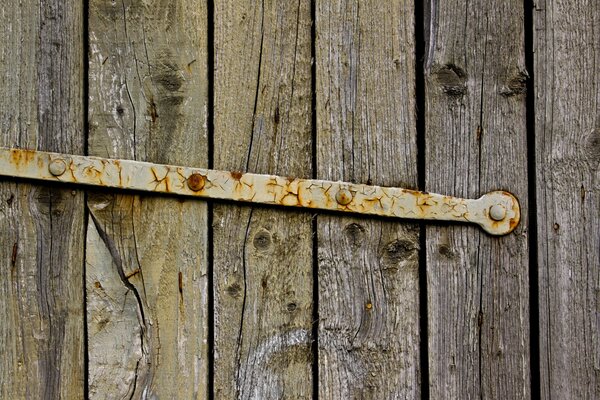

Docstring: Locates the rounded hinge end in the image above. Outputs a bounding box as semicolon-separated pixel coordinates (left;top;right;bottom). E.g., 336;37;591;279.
477;191;521;236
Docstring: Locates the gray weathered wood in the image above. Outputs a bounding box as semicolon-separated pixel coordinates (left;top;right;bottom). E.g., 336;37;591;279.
534;0;600;398
315;1;421;397
87;1;209;398
212;1;313;398
424;1;530;398
0;1;85;398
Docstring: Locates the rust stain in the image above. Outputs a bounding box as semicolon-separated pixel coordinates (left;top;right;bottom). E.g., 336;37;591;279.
125;268;140;279
150;167;171;191
9;148;35;168
363;197;383;210
115;160;123;186
281;192;299;206
83;165;103;181
230;171;243;180
187;173;205;191
150;167;159;181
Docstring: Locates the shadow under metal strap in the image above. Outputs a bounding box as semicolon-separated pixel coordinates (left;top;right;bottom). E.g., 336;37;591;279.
0;147;520;235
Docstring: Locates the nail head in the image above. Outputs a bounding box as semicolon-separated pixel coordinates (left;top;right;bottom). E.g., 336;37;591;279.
489;204;506;221
49;159;67;176
335;188;353;206
187;173;205;191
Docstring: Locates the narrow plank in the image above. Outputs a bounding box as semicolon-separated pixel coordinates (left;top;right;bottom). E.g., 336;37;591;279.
87;1;209;398
315;1;421;398
424;0;530;398
534;0;600;398
212;1;313;398
0;1;85;398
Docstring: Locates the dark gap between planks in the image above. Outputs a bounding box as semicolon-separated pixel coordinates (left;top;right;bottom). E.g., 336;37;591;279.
310;0;320;398
207;0;216;398
415;0;430;398
524;0;541;398
83;0;90;397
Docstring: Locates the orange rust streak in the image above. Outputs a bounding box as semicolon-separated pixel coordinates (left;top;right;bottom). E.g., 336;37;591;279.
150;167;159;181
9;149;36;168
125;268;140;279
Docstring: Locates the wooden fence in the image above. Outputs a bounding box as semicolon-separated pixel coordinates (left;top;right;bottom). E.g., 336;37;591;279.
0;0;597;398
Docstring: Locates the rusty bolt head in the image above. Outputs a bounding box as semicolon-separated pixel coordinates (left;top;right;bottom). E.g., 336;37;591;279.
187;173;205;191
489;204;507;221
48;159;67;176
335;188;353;206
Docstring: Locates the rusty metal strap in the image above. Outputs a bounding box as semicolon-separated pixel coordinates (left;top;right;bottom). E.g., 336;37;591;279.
0;147;520;235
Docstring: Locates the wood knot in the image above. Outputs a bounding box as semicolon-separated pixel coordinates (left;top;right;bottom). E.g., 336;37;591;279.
32;187;68;216
499;69;528;97
226;282;242;298
343;223;365;248
156;58;184;92
253;230;272;251
380;239;417;268
432;63;467;96
438;243;456;259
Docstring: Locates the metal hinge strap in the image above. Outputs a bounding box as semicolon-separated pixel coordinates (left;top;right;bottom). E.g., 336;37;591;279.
0;147;520;235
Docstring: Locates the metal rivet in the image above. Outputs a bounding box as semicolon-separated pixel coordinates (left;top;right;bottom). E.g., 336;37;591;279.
335;188;353;206
48;159;66;176
187;173;205;191
489;204;506;221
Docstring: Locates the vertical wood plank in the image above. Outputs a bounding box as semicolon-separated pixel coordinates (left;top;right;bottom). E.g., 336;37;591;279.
424;1;530;398
534;0;600;398
315;1;421;398
212;1;313;398
0;1;85;398
87;1;209;398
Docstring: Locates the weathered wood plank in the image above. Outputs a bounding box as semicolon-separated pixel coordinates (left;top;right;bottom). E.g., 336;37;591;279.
315;1;420;398
534;0;600;398
87;1;209;398
212;1;313;398
424;1;530;398
0;1;85;398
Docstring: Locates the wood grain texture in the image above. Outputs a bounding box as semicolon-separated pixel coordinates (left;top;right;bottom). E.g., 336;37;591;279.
87;1;209;398
0;1;85;398
315;1;420;398
212;1;313;398
534;0;600;398
424;1;530;398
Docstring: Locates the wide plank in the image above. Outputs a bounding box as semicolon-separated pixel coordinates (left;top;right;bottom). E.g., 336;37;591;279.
424;1;530;398
212;1;314;398
0;1;85;398
534;0;600;398
87;1;209;398
315;1;421;398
